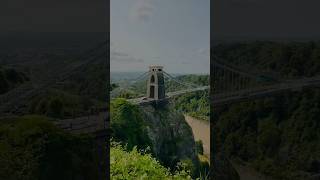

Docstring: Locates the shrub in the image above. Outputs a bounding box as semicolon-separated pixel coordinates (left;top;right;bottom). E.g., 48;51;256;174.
196;140;204;155
110;98;151;150
110;142;191;180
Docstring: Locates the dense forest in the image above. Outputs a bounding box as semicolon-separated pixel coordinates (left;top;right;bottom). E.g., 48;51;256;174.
0;115;103;179
28;89;105;119
0;50;107;179
173;90;209;121
214;41;320;78
214;41;320;179
0;66;29;94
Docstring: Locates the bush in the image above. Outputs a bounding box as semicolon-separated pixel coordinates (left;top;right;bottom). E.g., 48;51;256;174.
110;142;192;180
110;98;152;150
195;140;204;155
48;97;64;118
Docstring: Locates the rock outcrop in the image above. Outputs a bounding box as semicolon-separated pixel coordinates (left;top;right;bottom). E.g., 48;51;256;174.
139;104;198;168
212;153;240;180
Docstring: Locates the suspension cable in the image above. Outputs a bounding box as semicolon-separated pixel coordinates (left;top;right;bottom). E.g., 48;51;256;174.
130;71;150;84
163;71;199;88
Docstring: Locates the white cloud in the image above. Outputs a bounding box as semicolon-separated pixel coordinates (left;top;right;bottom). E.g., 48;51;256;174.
111;50;144;63
197;48;210;56
130;0;155;22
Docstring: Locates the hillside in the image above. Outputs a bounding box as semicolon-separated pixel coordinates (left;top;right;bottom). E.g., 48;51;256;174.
110;98;209;179
0;39;108;179
0;43;107;117
0;66;29;94
214;41;320;179
0;115;103;179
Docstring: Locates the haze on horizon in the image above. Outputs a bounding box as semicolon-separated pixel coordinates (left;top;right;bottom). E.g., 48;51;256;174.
111;0;210;74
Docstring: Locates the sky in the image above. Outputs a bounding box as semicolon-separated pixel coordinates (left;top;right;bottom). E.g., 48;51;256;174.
213;0;320;40
110;0;210;74
0;0;107;33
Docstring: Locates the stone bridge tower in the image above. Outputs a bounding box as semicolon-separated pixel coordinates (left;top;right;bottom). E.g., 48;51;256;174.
147;66;166;100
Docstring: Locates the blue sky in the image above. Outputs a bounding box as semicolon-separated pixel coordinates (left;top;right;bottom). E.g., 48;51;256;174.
111;0;210;74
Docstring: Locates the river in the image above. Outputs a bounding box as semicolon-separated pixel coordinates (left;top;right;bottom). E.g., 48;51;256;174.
184;115;273;180
184;115;210;158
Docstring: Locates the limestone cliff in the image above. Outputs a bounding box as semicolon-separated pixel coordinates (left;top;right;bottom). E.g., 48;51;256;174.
139;104;198;169
212;153;240;180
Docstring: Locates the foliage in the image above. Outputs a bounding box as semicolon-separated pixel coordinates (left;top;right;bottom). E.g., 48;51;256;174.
110;142;192;180
197;154;210;180
173;90;209;121
0;67;29;94
110;98;152;150
110;83;119;91
196;140;204;155
165;74;209;93
28;89;105;119
214;88;320;179
0;115;101;180
59;59;108;101
47;97;64;118
213;41;320;179
214;41;320;78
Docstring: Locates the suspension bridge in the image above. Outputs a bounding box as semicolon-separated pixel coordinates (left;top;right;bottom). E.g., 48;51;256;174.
212;55;320;106
2;40;320;132
0;41;108;116
121;66;209;106
0;41;109;137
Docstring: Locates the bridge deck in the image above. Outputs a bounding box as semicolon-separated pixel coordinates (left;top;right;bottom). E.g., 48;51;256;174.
54;112;108;135
128;86;210;105
213;75;320;106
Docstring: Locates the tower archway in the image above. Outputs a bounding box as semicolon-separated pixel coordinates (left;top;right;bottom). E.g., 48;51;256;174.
147;66;166;100
150;75;155;83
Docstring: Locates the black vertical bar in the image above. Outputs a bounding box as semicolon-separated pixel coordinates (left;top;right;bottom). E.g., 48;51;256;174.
210;0;214;178
106;0;110;179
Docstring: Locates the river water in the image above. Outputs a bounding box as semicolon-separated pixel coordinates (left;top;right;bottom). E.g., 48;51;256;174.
184;115;273;180
184;115;210;158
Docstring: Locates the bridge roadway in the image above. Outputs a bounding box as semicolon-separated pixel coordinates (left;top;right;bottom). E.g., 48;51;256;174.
213;75;320;106
54;112;108;135
50;87;209;134
127;86;210;105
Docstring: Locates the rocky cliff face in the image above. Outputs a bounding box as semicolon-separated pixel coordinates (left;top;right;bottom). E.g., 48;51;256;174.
139;104;198;168
212;153;240;180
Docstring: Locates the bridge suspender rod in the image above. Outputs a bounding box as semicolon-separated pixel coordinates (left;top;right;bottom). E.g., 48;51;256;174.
132;71;150;83
163;71;199;88
163;73;195;88
162;72;190;88
213;55;262;80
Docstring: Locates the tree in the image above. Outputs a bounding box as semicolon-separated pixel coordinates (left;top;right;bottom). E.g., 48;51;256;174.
110;98;151;150
48;98;64;118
